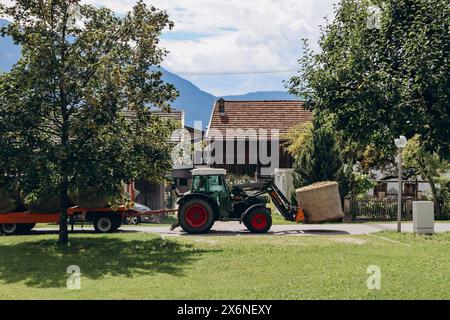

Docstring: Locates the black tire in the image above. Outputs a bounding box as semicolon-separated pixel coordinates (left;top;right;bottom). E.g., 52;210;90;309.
178;198;215;234
124;216;140;225
244;208;272;234
111;216;123;232
0;223;20;236
18;223;36;233
93;216;116;233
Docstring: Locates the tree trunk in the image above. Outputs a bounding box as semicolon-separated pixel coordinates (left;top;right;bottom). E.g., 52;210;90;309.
58;172;69;245
57;8;69;245
58;120;70;245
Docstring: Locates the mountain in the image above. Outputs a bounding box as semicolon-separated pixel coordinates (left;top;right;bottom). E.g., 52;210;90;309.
162;72;297;126
0;19;298;127
160;68;217;127
223;91;297;101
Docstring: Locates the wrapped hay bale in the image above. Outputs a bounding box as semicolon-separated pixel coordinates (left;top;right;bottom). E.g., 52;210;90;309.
69;184;123;209
0;187;20;213
296;181;344;224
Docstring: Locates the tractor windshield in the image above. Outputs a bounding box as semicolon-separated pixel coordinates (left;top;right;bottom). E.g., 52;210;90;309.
191;175;229;194
192;176;208;192
208;175;227;193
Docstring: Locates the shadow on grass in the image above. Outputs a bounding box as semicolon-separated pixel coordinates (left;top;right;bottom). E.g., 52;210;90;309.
0;236;219;288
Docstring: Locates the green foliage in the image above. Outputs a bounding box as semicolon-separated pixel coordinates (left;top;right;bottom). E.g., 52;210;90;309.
292;118;351;198
283;122;313;157
226;174;253;187
289;114;377;199
351;172;377;198
289;0;450;160
403;135;450;215
0;185;20;213
403;135;449;180
165;187;177;209
0;0;178;242
437;178;450;216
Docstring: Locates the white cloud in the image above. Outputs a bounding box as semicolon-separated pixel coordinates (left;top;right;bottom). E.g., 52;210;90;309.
1;0;338;95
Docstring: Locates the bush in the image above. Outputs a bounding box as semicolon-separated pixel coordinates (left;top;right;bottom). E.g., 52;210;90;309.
0;186;20;213
23;186;60;213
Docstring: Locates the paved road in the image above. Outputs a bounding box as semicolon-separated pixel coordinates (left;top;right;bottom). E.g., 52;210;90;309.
34;222;450;237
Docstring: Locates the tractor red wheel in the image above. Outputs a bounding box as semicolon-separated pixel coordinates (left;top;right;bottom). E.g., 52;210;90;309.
179;199;215;234
244;208;272;234
185;205;209;228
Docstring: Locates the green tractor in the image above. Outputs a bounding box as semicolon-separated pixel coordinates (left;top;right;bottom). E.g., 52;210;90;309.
172;169;304;234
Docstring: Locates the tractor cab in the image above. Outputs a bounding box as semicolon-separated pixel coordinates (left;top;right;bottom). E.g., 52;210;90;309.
190;169;231;219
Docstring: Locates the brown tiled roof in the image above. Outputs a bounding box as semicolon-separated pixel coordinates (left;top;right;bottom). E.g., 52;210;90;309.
123;109;184;143
207;100;312;139
122;109;184;126
151;110;184;126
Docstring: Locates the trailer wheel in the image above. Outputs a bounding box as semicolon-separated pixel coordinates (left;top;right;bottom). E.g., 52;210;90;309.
93;216;115;233
179;199;215;234
17;224;36;234
244;209;272;234
0;223;19;236
112;216;123;232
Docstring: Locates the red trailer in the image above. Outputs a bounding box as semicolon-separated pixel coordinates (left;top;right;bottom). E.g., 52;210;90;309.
0;184;176;235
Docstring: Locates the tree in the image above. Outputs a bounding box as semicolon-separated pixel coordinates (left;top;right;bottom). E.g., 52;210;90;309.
289;0;450;160
289;116;350;198
0;0;178;244
284;113;377;199
403;135;450;215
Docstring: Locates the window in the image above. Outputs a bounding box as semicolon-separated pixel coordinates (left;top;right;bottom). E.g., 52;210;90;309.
192;175;227;193
192;176;207;192
218;98;226;114
208;175;226;193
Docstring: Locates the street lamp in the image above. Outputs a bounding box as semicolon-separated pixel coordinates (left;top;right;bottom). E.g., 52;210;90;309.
395;136;408;232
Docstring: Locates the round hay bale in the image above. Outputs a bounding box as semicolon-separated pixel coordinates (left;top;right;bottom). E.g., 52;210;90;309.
0;187;20;213
296;181;344;224
70;185;123;209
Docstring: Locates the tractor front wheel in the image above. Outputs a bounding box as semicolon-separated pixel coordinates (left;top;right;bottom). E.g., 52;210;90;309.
244;209;272;234
179;199;215;234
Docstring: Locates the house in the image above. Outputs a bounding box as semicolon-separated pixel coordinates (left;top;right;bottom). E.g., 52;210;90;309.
205;99;312;178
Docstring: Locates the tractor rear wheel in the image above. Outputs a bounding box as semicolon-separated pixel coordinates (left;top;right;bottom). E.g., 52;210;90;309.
179;199;215;234
244;208;272;234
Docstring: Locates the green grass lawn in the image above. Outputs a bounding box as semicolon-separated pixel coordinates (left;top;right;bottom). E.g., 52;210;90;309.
1;230;450;300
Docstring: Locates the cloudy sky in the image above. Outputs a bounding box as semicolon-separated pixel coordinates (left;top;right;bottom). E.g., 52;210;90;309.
1;0;338;96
